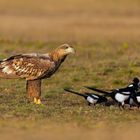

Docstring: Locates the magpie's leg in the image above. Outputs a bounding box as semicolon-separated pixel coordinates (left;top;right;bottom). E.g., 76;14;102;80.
88;102;91;106
118;102;124;110
121;102;125;110
122;105;125;110
118;102;121;109
129;104;132;110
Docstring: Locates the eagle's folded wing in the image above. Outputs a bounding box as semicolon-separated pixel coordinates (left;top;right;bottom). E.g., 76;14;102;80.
0;54;55;80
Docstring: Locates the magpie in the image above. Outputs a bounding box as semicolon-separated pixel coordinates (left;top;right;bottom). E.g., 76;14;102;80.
126;92;140;108
64;88;107;106
132;92;140;107
85;77;140;108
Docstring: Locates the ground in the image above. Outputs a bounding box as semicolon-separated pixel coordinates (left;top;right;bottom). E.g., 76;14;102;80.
0;0;140;140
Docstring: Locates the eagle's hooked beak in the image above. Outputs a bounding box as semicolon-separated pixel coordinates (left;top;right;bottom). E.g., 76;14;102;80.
66;46;75;54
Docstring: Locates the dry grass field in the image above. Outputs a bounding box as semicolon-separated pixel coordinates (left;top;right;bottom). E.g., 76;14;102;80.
0;0;140;139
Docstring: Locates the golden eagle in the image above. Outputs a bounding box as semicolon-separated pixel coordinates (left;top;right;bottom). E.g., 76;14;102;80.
0;44;75;104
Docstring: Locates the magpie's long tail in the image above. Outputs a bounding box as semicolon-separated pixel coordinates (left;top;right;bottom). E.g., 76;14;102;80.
84;86;111;97
64;88;87;98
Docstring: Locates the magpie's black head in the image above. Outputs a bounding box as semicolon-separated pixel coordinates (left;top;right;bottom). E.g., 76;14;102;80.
132;77;140;91
133;77;139;84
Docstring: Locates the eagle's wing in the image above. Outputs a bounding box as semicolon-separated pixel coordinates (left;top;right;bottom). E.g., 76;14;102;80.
0;53;55;80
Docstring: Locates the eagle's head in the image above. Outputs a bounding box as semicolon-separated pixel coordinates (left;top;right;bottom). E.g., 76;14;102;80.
57;44;75;55
51;44;75;61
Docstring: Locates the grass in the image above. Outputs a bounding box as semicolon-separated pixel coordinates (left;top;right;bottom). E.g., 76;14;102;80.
0;41;140;140
0;0;140;139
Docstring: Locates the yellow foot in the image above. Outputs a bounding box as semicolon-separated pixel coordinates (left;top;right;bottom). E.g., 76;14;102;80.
34;98;42;105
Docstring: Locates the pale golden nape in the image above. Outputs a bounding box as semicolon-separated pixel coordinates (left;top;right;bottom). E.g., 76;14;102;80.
49;44;75;62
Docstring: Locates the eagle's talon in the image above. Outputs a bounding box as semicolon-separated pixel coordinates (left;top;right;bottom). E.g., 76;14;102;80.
34;98;42;105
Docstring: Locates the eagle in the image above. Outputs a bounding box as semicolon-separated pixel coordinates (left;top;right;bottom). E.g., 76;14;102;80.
0;44;75;104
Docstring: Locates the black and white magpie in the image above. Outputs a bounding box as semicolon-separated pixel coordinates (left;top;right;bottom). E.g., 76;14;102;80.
126;92;140;108
85;77;140;108
132;92;140;107
64;88;107;106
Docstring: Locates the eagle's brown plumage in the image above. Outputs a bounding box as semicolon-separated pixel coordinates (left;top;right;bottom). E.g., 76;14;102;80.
0;44;74;80
0;44;75;104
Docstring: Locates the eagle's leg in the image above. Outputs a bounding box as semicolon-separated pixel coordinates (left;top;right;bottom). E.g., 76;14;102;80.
26;79;42;104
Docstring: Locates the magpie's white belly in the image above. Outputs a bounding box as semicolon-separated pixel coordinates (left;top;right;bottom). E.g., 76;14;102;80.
136;96;140;102
129;98;134;105
115;93;129;103
87;96;97;104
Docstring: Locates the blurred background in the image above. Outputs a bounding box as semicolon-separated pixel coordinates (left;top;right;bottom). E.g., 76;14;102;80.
0;0;139;44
